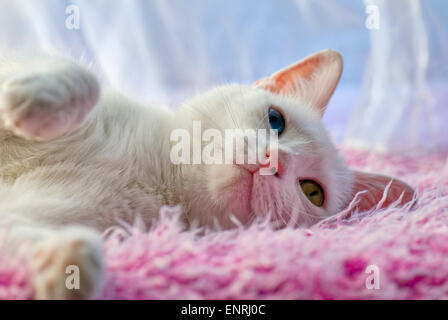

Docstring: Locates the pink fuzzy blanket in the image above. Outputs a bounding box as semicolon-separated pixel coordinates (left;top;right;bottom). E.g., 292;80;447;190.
1;149;448;299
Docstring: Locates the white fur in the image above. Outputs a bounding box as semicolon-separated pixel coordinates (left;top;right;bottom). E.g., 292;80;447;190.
0;52;354;299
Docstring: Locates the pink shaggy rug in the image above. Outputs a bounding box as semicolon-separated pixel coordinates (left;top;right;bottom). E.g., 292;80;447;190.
1;149;448;299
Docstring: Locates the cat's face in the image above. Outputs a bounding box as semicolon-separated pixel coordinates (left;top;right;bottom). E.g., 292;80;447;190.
174;50;415;228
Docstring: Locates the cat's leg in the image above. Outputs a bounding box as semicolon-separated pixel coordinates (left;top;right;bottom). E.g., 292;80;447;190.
0;213;104;300
0;177;106;300
0;58;100;141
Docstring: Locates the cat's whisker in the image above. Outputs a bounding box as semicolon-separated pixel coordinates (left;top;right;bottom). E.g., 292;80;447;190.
184;103;222;130
220;91;240;129
256;112;270;131
280;196;323;220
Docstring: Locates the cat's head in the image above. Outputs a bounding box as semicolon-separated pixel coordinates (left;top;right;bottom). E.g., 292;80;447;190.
173;50;415;228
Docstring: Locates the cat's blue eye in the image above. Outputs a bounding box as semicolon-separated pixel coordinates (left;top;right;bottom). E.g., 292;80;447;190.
268;107;285;135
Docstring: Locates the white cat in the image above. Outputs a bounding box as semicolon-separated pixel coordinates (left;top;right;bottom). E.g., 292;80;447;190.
0;50;414;299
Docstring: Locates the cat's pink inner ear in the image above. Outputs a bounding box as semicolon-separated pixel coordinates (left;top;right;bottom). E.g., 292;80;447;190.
351;170;416;212
255;50;343;116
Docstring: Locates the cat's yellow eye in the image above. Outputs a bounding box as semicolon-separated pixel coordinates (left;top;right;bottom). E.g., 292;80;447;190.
300;180;324;207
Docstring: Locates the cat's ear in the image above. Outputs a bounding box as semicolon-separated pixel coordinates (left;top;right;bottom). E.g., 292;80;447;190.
255;49;343;116
351;170;416;212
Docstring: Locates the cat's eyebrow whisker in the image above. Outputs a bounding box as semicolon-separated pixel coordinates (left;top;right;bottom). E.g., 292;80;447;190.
220;91;239;129
184;103;222;130
256;112;269;130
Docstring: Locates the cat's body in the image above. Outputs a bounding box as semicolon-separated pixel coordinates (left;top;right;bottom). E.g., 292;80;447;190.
0;88;176;230
0;50;415;299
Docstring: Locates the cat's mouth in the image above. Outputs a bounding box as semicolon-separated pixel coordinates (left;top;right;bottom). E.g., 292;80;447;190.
239;163;282;218
212;162;283;225
239;159;283;178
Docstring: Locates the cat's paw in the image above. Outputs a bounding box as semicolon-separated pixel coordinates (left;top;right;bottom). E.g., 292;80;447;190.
0;66;99;141
30;227;104;300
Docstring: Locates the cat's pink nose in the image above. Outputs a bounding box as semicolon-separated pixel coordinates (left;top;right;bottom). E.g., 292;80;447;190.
263;148;282;176
241;149;282;176
265;149;271;158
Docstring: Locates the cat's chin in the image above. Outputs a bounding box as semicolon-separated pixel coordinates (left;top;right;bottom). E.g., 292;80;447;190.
206;164;254;225
209;164;288;227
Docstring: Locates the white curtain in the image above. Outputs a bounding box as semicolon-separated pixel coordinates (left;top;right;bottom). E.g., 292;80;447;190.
345;0;448;153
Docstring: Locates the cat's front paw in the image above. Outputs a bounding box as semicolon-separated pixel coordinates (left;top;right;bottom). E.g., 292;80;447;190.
0;66;99;141
30;227;104;300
